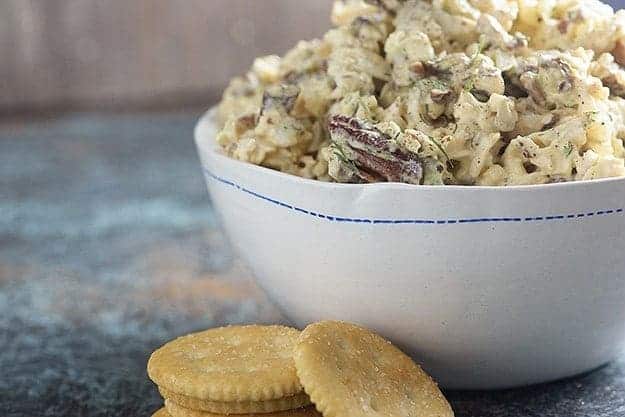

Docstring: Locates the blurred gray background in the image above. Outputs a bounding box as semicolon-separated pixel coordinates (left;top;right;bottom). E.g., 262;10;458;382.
0;0;333;115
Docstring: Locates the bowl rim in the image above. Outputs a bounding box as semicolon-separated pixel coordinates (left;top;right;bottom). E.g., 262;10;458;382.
196;109;625;192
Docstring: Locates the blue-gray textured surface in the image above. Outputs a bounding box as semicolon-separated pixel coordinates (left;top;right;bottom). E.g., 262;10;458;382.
0;112;624;417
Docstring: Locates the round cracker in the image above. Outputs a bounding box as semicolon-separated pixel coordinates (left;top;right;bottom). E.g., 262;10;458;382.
165;399;322;417
148;325;303;402
294;321;454;417
153;407;172;417
159;387;311;414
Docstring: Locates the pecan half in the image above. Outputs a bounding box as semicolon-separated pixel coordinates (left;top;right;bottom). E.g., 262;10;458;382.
328;115;423;184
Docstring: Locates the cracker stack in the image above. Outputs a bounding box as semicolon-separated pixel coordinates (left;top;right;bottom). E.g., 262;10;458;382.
147;325;319;417
148;322;454;417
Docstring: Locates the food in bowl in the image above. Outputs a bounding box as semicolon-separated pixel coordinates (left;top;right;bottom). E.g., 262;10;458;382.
216;0;625;186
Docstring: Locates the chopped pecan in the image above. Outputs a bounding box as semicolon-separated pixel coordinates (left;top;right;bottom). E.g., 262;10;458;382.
431;88;453;103
261;84;300;115
559;8;585;35
602;74;625;97
558;80;572;92
235;114;257;134
410;61;425;76
523;162;538;174
503;73;529;98
349;148;422;183
613;39;625;67
422;61;451;78
470;89;490;103
590;52;625;97
541;114;558;131
328;115;423;184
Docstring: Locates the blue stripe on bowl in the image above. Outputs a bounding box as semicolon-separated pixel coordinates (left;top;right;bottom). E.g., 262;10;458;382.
204;169;624;226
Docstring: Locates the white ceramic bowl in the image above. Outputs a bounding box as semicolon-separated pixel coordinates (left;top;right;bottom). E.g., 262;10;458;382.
195;110;625;389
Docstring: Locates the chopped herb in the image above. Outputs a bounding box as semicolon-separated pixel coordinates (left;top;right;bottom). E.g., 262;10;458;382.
584;111;600;127
332;142;353;165
418;78;448;91
464;37;488;91
563;142;574;157
429;135;451;163
469;36;488;66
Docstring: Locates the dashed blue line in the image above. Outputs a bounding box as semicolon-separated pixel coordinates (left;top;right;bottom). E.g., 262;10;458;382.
204;169;623;226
